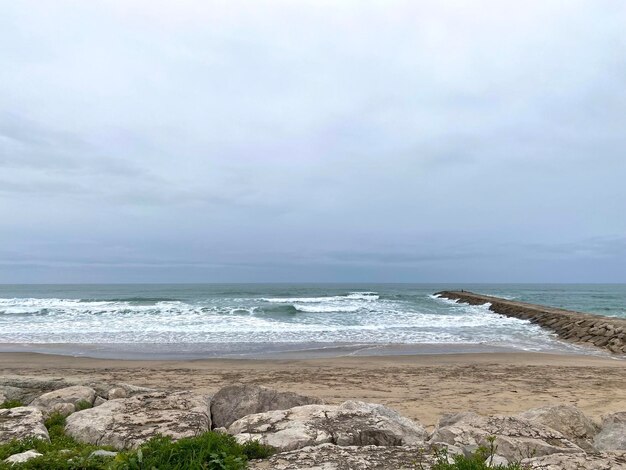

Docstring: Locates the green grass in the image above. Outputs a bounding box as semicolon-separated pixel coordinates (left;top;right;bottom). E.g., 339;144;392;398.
427;438;528;470
0;412;115;469
0;400;25;409
0;411;274;470
74;400;93;412
114;433;274;470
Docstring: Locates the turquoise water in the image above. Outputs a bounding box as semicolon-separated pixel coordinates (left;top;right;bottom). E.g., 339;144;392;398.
0;284;623;358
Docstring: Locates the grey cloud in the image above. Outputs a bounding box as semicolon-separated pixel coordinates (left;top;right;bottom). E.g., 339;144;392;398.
0;1;625;283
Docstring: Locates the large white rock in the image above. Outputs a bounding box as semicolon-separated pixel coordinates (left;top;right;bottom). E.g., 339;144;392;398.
518;405;599;451
30;385;96;415
227;400;428;452
107;388;127;400
0;407;49;444
594;412;626;451
4;450;43;464
248;443;435;470
429;412;583;461
65;391;210;449
248;447;626;470
523;450;626;469
93;396;107;407
210;384;322;429
0;379;30;403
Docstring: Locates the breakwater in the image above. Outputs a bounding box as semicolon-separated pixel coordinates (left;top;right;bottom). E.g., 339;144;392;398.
436;291;626;355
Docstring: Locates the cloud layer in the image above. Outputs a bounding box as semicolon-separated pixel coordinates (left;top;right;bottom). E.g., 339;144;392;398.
1;0;625;282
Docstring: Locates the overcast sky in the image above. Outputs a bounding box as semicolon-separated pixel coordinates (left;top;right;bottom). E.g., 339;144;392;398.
1;0;625;283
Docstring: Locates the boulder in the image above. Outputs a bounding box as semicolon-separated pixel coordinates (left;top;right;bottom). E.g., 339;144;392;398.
518;405;599;451
83;381;154;399
30;385;96;415
50;402;76;417
522;450;626;469
0;386;28;405
107;388;128;400
0;378;72;404
65;391;210;449
486;455;509;467
594;412;626;451
429;412;583;461
247;443;436;470
93;396;107;407
0;378;154;406
228;401;428;452
210;384;322;429
3;450;43;464
0;407;49;444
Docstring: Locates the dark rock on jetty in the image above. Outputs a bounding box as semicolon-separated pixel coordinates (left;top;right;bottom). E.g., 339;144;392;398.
436;291;626;355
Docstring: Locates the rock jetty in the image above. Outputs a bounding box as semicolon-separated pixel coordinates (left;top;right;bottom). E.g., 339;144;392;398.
436;290;626;354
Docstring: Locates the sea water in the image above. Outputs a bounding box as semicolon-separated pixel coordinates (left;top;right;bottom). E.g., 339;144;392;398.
0;284;624;358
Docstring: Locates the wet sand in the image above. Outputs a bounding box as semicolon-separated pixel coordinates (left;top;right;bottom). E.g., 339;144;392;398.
1;351;624;428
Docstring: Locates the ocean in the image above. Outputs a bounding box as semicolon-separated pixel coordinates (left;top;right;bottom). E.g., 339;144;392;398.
0;284;624;359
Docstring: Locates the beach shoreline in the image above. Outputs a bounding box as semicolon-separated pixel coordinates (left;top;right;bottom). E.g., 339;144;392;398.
0;339;601;360
2;350;624;428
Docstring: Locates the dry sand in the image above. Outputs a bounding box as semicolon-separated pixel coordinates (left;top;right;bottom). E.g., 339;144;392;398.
1;352;624;429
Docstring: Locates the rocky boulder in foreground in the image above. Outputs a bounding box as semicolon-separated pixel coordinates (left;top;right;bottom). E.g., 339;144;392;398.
210;384;322;429
3;450;44;464
65;391;210;449
227;400;428;452
248;446;626;470
248;443;434;470
522;450;626;469
429;412;583;461
0;407;49;444
517;404;599;451
30;385;97;416
594;412;626;451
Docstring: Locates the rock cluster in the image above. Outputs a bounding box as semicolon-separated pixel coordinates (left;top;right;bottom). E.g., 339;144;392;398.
429;412;582;460
65;390;211;449
0;406;49;444
436;291;626;354
247;443;436;469
30;385;96;416
0;377;154;409
1;381;625;469
227;400;428;452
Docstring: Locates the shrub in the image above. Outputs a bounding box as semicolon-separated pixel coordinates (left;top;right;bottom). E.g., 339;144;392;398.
0;427;274;470
114;432;274;470
0;411;114;469
240;440;274;460
74;400;93;411
428;437;528;470
0;400;24;409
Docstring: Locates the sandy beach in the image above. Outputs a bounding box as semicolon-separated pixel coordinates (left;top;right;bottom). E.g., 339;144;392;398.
2;351;624;429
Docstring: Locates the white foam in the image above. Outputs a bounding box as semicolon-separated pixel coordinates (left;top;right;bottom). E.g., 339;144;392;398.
0;292;573;353
262;292;379;303
293;304;361;313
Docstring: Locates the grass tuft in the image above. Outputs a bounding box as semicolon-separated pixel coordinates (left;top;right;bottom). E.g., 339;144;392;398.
114;432;274;470
427;437;529;470
74;400;93;412
0;400;25;409
0;417;273;470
